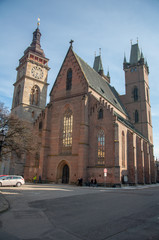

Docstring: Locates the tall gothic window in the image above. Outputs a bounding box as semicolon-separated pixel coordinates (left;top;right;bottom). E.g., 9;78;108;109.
15;84;21;107
147;88;149;103
122;131;125;168
135;110;139;123
98;108;103;119
63;108;73;152
97;129;105;165
30;85;40;106
66;68;72;91
133;87;138;101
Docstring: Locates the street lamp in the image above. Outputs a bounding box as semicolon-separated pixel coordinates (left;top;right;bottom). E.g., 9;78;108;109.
0;130;5;159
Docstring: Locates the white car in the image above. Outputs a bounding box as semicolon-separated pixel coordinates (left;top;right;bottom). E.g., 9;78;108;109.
0;175;25;187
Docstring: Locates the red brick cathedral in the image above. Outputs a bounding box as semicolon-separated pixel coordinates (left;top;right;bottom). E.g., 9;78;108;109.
11;26;156;186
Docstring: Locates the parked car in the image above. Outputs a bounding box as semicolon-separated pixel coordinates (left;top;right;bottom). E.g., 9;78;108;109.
0;175;25;187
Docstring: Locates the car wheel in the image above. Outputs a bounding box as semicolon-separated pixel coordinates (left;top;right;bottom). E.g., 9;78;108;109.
16;182;22;187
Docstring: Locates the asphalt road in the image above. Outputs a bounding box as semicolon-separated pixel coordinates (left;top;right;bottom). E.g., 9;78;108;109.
0;184;159;240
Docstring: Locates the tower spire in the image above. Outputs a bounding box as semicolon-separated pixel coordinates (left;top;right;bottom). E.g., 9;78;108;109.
124;53;127;63
129;43;141;65
24;23;45;57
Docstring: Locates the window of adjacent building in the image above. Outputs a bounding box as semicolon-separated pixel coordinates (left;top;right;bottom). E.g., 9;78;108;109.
135;110;139;123
66;68;72;91
97;129;105;165
98;108;103;119
122;131;125;168
30;85;40;106
133;87;138;101
63;108;73;148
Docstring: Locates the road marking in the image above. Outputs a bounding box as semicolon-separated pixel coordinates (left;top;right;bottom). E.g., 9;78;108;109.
1;192;20;195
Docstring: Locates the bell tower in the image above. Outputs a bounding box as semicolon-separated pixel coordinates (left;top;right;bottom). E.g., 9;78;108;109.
123;42;153;144
12;21;50;122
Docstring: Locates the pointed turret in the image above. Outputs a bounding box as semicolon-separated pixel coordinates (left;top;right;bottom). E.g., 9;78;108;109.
24;27;45;57
123;42;149;72
123;53;127;64
140;50;144;59
106;70;110;82
93;52;110;83
93;55;104;75
129;43;141;65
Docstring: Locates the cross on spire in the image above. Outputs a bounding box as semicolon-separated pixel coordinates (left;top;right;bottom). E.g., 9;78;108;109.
69;39;74;48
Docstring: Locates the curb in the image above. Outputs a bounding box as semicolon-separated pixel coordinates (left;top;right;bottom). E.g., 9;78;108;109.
0;192;10;213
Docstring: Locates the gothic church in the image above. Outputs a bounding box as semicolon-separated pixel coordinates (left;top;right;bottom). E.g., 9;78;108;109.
11;26;156;186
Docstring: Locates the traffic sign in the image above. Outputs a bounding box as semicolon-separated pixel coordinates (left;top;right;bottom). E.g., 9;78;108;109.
104;168;107;173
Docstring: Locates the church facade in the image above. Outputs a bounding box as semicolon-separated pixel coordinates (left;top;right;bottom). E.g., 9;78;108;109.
12;27;156;186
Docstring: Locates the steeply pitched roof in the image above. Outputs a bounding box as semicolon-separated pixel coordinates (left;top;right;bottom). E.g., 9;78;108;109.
74;51;128;116
129;43;141;65
93;55;103;73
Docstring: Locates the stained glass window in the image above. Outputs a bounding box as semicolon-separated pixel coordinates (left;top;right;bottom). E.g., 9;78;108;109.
122;131;125;168
97;129;105;165
63;109;73;147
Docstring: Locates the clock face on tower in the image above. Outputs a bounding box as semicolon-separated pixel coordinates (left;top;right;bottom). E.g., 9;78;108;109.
31;66;43;80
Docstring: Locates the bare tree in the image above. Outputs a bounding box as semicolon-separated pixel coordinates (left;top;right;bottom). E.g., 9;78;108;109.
0;102;38;158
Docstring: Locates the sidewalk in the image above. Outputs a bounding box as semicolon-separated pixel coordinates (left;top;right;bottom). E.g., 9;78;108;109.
0;191;9;213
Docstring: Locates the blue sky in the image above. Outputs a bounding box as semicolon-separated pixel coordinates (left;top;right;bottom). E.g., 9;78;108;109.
0;0;159;158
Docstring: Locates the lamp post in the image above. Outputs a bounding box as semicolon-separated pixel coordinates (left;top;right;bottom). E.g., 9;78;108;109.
0;130;5;160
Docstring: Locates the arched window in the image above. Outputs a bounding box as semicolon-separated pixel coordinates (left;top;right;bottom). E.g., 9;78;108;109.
15;84;21;107
35;152;40;167
97;129;105;165
98;108;103;119
122;131;125;168
133;87;138;101
63;108;73;148
135;110;139;123
66;68;72;91
30;85;40;106
39;121;43;130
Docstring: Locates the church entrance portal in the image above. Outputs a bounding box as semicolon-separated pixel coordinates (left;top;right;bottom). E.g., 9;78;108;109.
62;164;69;184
